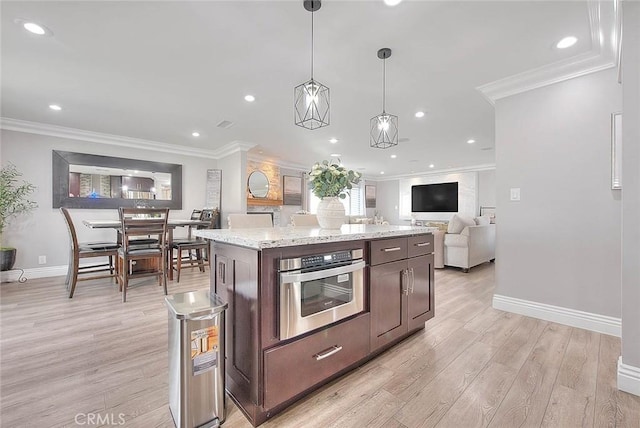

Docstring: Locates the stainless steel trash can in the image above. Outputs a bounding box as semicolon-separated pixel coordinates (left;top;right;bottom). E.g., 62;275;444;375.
166;290;228;428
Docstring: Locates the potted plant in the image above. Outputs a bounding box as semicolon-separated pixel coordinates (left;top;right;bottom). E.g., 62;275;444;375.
309;160;361;229
0;163;37;271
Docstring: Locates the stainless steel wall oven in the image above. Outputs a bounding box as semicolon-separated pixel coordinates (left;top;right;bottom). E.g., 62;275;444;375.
279;249;365;340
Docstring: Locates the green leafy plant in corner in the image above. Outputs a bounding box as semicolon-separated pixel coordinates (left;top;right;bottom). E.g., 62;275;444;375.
308;160;361;199
0;163;37;248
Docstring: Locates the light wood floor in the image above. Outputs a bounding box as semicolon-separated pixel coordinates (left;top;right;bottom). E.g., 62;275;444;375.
1;264;639;427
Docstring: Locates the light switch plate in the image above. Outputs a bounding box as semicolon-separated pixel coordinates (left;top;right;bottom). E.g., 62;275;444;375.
510;188;521;201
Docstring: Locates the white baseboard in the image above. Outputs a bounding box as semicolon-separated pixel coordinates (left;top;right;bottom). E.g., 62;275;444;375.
492;294;621;337
618;357;640;396
1;265;67;283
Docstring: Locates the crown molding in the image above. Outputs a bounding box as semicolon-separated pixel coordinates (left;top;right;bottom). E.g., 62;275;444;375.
0;117;256;159
215;140;256;159
477;0;618;105
247;153;309;172
369;163;496;182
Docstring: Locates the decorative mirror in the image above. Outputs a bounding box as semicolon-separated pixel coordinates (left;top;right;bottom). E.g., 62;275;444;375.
248;171;269;198
52;150;182;209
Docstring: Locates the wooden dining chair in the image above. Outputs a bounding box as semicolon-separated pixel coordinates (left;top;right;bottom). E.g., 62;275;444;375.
171;208;219;282
60;208;119;298
117;207;169;302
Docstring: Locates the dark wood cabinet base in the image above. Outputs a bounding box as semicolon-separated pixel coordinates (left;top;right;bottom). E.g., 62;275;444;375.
211;233;435;427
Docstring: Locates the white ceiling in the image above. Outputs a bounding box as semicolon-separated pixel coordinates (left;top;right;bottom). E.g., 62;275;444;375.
1;1;595;177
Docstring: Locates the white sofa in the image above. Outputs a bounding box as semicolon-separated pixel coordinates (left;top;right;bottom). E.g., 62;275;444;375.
443;215;495;272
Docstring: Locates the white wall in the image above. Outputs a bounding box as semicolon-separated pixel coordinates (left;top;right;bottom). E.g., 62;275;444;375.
620;1;640;376
399;172;478;221
0;130;217;269
218;150;246;228
376;179;401;225
478;169;496;208
494;68;622;318
373;169;496;226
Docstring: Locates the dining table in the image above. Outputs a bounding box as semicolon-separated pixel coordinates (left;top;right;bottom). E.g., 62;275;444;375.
83;218;210;281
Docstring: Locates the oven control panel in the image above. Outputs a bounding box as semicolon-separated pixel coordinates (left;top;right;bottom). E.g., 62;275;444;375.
279;249;363;272
301;251;352;269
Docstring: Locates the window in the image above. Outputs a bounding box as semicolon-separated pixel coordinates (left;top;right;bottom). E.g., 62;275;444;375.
308;182;365;216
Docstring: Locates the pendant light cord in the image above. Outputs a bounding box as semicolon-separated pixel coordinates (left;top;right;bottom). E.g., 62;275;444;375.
382;56;386;114
311;8;314;80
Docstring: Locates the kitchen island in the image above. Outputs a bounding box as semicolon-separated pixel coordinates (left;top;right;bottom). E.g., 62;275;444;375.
195;224;436;426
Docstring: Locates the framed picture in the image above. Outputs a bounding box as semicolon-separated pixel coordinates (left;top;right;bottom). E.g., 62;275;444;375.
611;112;622;189
365;185;376;208
205;169;222;209
283;175;302;205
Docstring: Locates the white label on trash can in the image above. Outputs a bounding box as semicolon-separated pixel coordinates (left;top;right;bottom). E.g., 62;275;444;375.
191;326;219;376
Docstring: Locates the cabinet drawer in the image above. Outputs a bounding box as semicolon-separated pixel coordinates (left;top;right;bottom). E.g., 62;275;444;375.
408;234;434;258
370;237;408;265
263;314;370;409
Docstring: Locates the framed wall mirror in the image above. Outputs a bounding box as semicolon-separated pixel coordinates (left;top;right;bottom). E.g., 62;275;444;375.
247;170;269;198
52;150;182;209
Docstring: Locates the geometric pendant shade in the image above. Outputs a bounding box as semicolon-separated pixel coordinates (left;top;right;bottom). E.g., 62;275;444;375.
295;78;330;129
294;0;330;130
370;47;398;148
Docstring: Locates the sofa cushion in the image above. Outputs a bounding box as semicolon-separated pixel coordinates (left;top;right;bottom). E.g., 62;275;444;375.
474;215;491;226
447;214;475;234
444;233;468;248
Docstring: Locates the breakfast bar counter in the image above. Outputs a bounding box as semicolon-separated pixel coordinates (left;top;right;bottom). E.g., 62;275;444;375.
194;223;436;249
195;225;436;426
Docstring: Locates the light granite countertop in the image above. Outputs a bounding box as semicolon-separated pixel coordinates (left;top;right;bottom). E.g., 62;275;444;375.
194;224;435;250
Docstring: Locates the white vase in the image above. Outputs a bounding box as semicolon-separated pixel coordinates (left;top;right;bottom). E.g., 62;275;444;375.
316;197;346;229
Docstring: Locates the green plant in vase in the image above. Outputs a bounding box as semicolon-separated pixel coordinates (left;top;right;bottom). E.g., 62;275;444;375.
0;163;37;271
309;160;361;229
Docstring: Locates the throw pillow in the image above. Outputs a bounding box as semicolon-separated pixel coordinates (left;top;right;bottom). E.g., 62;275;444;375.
474;215;491;226
447;214;475;234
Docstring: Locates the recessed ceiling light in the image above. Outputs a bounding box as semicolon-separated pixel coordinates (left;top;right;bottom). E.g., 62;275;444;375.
467;139;476;144
390;154;397;159
329;138;338;144
380;171;385;175
192;131;200;137
49;104;62;111
384;0;403;6
330;153;341;157
556;36;577;49
244;95;255;102
15;19;52;36
429;164;435;168
415;111;425;118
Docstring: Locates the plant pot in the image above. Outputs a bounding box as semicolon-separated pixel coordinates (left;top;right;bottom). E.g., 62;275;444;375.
316;197;346;229
0;248;17;271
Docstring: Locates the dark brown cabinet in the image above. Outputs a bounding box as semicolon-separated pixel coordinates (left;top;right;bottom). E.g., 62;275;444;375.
210;233;434;427
370;235;435;351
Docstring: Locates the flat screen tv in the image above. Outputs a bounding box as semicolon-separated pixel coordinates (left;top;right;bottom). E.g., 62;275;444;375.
411;182;458;212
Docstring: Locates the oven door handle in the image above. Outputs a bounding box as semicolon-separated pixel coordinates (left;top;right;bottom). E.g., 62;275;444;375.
280;260;366;283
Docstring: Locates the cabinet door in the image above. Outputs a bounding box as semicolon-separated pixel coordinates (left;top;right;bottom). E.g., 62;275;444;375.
370;260;408;350
407;254;435;331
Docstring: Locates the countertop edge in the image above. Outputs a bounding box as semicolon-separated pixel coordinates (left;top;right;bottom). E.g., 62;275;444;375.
194;225;436;250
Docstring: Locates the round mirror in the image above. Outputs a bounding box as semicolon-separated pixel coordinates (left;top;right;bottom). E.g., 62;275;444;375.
248;171;269;198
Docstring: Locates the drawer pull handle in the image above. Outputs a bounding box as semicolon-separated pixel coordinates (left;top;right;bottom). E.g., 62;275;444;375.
314;345;343;361
416;242;431;247
382;247;401;252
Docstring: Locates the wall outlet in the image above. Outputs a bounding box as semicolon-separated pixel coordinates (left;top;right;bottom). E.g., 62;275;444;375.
510;188;521;201
38;255;46;265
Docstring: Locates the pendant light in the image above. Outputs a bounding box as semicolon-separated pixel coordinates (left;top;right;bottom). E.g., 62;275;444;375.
294;0;330;130
370;48;398;149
